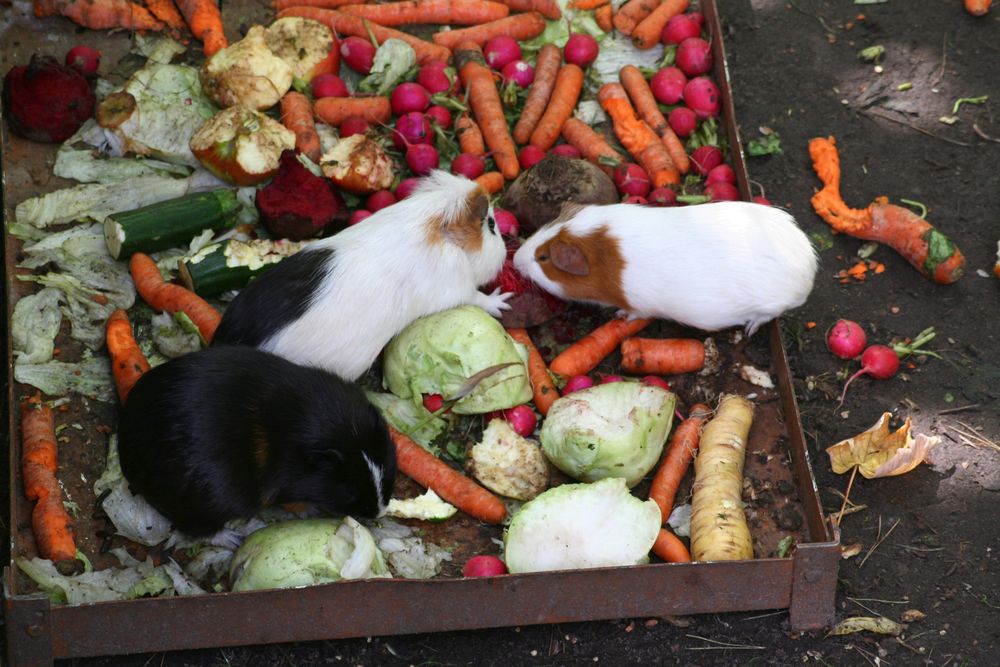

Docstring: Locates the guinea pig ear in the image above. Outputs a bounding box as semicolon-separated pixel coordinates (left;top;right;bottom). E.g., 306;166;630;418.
549;239;589;276
308;448;345;467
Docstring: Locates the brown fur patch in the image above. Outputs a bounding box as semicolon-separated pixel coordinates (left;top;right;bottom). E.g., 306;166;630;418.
422;186;489;252
537;224;630;310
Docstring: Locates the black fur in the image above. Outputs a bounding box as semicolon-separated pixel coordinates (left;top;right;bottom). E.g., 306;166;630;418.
117;346;396;537
212;246;334;348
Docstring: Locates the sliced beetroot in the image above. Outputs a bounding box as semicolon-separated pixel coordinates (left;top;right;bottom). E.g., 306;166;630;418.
256;149;347;240
2;55;96;143
487;237;567;328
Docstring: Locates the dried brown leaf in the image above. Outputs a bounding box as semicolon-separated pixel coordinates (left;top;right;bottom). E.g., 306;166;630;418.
826;413;940;479
826;616;904;637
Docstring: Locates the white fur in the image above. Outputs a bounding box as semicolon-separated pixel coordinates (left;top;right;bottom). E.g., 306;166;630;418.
262;171;509;380
513;201;818;334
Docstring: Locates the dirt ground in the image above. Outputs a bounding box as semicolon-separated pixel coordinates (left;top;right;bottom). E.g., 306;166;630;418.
3;0;999;665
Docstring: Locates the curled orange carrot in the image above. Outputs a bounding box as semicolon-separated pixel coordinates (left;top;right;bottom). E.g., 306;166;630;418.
432;12;546;50
506;328;560;416
281;91;322;163
612;0;659;36
598;83;679;188
549;317;652;378
529;64;585;151
474;171;505;194
648;404;711;522
313;96;392;126
336;0;510;26
619;337;705;375
512;43;562;146
32;0;165;31
561;118;625;176
106;309;151;404
632;0;690;50
619;65;690;173
651;528;692;563
129;253;221;343
456;42;520;180
456;113;487;155
175;0;228;56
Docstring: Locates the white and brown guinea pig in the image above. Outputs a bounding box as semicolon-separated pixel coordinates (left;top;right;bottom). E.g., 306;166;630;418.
513;201;818;334
213;170;510;380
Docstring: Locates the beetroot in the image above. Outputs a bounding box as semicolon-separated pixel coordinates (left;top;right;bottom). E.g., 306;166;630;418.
452;152;486;180
650;67;687;105
486;237;567;327
390;82;430;115
484;36;522;70
613;163;652;197
550;144;582;159
689;145;724;176
255;150;347;240
683;76;721;118
676;37;713;76
392;111;432;150
648;187;679;207
519;145;546;170
661;14;701;45
339;115;370;137
668;106;698;137
311;73;349;99
564;33;599;68
65;45;101;76
425;104;451;129
417;60;453;94
2;55;96;143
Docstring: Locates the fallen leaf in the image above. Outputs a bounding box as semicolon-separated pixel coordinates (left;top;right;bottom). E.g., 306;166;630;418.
901;609;926;623
826;413;940;479
826;616;904;637
841;542;863;559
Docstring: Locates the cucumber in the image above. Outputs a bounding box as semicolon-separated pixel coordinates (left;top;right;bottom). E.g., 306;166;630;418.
103;189;240;259
178;238;307;297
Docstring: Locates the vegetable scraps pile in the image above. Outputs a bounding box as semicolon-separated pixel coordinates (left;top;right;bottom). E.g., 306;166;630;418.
5;0;784;601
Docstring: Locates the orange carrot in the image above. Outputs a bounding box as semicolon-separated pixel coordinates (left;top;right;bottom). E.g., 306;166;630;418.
619;337;705;375
529;64;585;151
129;253;221;343
569;0;608;9
432;12;546;50
496;0;561;19
456;42;520;180
106;309;151;404
619;65;690;173
612;0;659;36
390;427;507;524
561;118;625;176
274;0;357;10
598;82;679;188
808;136;966;284
512;43;562;146
336;0;510;26
32;0;165;31
21;393;76;562
648;403;710;522
144;0;186;31
456;113;487;155
651;528;692;563
475;171;505;194
313;95;392;126
964;0;992;16
175;0;228;56
506;328;560;416
632;0;690;50
594;3;613;32
280;91;322;163
548;317;652;377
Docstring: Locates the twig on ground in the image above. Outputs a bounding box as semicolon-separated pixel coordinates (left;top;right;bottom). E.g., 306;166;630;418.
685;635;765;650
859;516;901;568
973;123;1000;143
938;403;980;415
931;33;949;86
943;420;1000;452
836;465;860;526
848;597;910;604
863;108;972;147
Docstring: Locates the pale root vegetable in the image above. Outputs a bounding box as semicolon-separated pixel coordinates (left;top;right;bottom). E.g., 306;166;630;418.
689;394;755;561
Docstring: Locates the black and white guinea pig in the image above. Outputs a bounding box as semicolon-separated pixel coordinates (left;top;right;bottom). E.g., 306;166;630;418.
212;170;510;381
513;201;818;334
116;346;396;538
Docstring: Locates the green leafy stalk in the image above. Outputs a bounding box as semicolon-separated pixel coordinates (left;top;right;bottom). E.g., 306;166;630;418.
952;95;988;114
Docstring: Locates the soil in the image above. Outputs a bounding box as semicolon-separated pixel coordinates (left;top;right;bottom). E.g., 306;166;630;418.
3;1;999;665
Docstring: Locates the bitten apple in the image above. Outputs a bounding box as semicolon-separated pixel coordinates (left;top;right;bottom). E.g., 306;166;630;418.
189;106;295;185
319;134;395;195
200;25;293;110
263;17;340;87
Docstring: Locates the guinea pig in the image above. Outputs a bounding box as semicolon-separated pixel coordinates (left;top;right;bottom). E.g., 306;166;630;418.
116;345;396;538
513;201;818;334
211;170;510;381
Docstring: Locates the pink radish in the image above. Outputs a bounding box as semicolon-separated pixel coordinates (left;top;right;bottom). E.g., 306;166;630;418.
339;115;369;137
494;209;519;236
826;319;867;360
551;144;582;159
366;190;396;212
392;112;432;150
422;393;445;412
689;11;705;27
564;33;599;68
668;107;698;138
648;187;679;207
650;67;687;105
391;82;430;115
395;177;422;199
417;60;453;94
613;163;652;197
519;145;546;169
683;77;721;118
705;163;736;186
451;152;486;179
311;73;349;99
752;195;772;206
349;209;372;225
641;375;670;390
661;14;701;45
705;181;739;202
426;104;451;129
503;405;537;437
340;36;376;74
501;60;535;87
462;555;507;577
484;36;522;70
676;37;713;76
689;145;723;176
406;143;440;175
599;375;625;384
624;195;648;205
65;45;101;75
563;375;594;393
837;345;900;407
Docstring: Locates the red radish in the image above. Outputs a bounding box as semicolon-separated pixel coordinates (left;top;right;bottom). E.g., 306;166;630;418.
705;181;739;202
406;143;440;175
519;145;546;169
689;145;723;176
648;187;679;207
599;375;625;384
661;14;701;45
349;209;373;225
641;375;670;390
494;209;519;236
462;555;507;577
563;375;594;393
837;345;900;407
705;163;736;186
339;115;370;137
396;177;422;199
417;60;453;94
425;104;451;129
392;112;432;150
501;60;535;87
675;37;713;77
391;82;430;115
503;405;537;437
366;189;396;212
689;11;705;27
683;76;721;118
564;33;599;68
826;319;867;360
65;45;101;75
311;73;349;99
614;163;652;197
624;195;648;205
340;36;376;74
451;152;486;179
650;67;687;105
422;393;445;412
752;195;772;206
484;36;522;70
668;107;698;138
551;144;582;159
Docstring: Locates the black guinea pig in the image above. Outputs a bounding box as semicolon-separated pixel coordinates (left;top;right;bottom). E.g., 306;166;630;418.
117;346;396;537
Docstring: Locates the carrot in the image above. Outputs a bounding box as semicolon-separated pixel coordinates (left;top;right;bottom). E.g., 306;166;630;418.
456;42;520;180
528;64;585;151
274;0;357;10
313;95;392;126
129;252;222;343
594;3;613;32
336;0;510;26
631;0;689;50
612;0;659;36
175;0;228;56
432;12;547;50
598;83;680;188
281;91;322;163
561;118;625;176
144;0;186;31
648;403;711;522
651;528;692;563
506;328;560;416
808;136;966;284
106;309;151;404
390;427;507;524
569;0;608;9
20;393;76;562
496;0;561;20
474;171;505;194
32;0;165;31
548;317;652;378
456;113;487;155
619;337;705;375
618;65;690;173
964;0;992;16
511;43;562;146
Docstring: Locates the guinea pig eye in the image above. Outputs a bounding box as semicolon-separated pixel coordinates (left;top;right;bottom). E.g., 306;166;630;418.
537;252;549;262
487;217;496;234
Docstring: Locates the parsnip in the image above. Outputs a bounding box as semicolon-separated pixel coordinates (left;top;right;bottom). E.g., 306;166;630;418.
689;394;755;561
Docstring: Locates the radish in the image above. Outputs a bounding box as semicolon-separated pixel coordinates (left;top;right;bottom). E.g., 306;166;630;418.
705;163;736;186
406;143;440;175
340;36;376;74
641;375;671;390
65;45;101;75
689;145;723;176
661;14;701;45
366;189;396;212
613;163;652;197
563;375;594;393
494;209;519;236
349;209;372;225
624;195;648;205
417;60;453;94
392;111;432;150
599;375;625;384
689;11;705;27
451;152;486;180
503;405;537;437
425;104;451;129
311;73;349;99
422;393;445;412
462;555;507;577
837;345;900;407
826;319;867;360
564;33;599;68
752;195;772;206
668;107;698;138
650;67;687;105
550;144;582;159
339;115;369;137
501;60;535;87
391;82;430;115
676;37;713;77
648;187;679;207
683;76;721;118
705;181;739;202
395;177;422;199
519;145;546;169
484;36;522;70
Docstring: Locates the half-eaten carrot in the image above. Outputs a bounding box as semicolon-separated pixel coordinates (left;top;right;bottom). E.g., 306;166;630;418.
129;252;221;343
106;309;151;403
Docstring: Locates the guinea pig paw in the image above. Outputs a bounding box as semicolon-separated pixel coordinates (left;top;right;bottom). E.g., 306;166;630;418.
208;527;246;551
477;288;513;317
615;309;644;322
